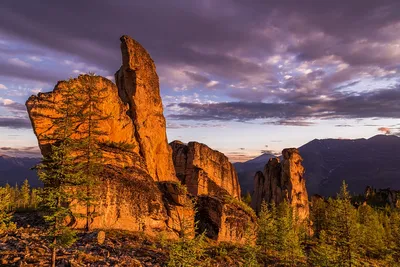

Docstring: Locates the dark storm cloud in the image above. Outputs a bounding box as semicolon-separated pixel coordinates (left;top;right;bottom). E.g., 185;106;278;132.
0;117;32;129
0;0;400;120
1;0;398;79
168;86;400;122
0;62;65;83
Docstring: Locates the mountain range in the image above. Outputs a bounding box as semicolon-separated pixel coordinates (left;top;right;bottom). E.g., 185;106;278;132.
2;135;400;196
235;135;400;196
0;154;41;187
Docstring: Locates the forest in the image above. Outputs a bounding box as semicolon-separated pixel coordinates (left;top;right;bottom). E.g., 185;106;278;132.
1;179;400;266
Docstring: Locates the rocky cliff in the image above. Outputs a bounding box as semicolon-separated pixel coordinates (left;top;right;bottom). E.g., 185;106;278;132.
170;141;255;243
115;36;176;183
26;35;252;243
251;148;309;222
170;141;241;199
26;36;188;237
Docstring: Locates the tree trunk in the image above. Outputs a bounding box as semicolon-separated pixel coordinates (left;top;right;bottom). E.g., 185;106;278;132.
51;238;56;267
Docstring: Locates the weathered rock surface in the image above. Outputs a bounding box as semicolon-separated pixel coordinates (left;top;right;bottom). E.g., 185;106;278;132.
170;141;241;199
170;141;256;243
196;196;257;244
115;35;177;182
26;36;191;237
26;75;139;160
251;148;309;222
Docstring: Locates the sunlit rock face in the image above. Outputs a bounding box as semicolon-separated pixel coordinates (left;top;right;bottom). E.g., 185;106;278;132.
115;35;177;183
251;148;310;222
26;36;191;237
170;141;241;199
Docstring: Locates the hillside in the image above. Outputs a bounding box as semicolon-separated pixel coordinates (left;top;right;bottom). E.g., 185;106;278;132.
235;135;400;196
0;155;41;187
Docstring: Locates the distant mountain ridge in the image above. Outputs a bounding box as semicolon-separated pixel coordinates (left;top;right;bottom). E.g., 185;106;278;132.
235;135;400;196
0;154;41;187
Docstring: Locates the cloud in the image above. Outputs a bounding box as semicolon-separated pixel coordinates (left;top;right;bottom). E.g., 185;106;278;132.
0;146;41;158
0;98;27;112
0;117;32;129
266;120;315;127
378;127;391;134
260;149;279;155
8;58;31;68
0;84;7;89
167;86;400;122
0;0;399;126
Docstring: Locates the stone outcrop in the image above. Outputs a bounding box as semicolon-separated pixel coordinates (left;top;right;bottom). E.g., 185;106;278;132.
170;140;256;243
196;196;256;243
170;141;241;199
26;34;253;244
364;186;400;208
26;36;189;237
115;35;176;182
251;148;310;222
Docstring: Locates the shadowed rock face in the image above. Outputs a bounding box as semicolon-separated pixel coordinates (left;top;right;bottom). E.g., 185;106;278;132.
251;148;309;222
26;36;189;237
170;140;256;243
170;141;241;199
115;35;177;183
196;196;257;244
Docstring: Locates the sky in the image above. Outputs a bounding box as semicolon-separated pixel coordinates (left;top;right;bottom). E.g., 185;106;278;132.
0;0;399;161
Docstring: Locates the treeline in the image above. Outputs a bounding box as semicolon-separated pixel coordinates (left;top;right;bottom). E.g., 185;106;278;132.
168;182;400;266
254;181;400;266
0;179;42;211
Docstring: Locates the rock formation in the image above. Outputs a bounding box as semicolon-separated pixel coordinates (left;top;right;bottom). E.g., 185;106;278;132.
26;35;253;243
364;186;400;208
170;141;256;243
251;148;309;222
26;36;189;237
115;35;176;183
170;141;241;199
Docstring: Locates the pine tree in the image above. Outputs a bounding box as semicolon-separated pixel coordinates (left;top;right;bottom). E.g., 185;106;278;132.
309;230;338;267
72;74;110;231
257;201;278;254
0;187;16;233
311;196;327;237
276;200;304;266
20;179;30;209
326;181;360;267
36;81;81;267
357;204;386;259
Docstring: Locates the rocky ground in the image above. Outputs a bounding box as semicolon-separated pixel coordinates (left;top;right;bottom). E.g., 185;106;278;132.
0;212;269;267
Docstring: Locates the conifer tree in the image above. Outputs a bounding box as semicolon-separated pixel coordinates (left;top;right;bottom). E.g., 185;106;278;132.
0;187;15;233
20;179;30;209
276;200;304;265
309;230;338;267
326;181;360;267
72;74;110;231
357;204;386;259
36;81;81;267
257;201;278;254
